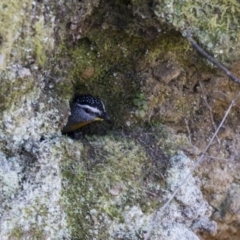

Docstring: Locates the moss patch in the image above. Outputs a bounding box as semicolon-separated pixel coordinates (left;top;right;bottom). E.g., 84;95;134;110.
60;123;193;239
154;0;240;62
64;28;196;133
61;135;152;239
0;0;32;69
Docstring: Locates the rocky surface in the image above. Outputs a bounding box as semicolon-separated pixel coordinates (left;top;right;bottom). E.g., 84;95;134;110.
1;0;240;239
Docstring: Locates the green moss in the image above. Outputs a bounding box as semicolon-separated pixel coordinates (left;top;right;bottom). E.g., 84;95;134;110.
10;227;24;239
60;125;190;238
67;30;146;86
0;70;37;112
10;221;44;239
34;19;47;66
0;0;32;69
0;0;58;71
61;135;152;239
65;30;145;129
65;28;196;130
154;0;240;62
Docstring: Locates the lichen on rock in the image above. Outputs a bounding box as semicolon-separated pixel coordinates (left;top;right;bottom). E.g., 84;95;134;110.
0;137;74;239
154;0;240;62
1;0;240;239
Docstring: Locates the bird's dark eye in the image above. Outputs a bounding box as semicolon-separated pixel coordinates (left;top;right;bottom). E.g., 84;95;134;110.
84;108;91;114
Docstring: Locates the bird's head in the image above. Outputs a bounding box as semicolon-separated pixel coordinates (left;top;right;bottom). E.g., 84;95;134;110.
62;94;110;133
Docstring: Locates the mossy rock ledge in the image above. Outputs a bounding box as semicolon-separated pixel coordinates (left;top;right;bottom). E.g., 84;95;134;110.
1;1;240;239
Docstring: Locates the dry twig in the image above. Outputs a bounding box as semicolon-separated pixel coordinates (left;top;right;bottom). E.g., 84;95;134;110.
184;118;192;145
186;34;240;85
199;81;220;144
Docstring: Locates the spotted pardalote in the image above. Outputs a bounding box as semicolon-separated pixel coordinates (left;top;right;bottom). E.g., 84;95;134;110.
62;94;110;133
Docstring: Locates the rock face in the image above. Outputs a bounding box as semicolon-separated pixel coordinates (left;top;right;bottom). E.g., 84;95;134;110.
0;138;70;239
110;152;217;240
1;0;240;239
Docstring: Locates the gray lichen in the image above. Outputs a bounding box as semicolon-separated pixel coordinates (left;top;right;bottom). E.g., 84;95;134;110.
109;152;216;239
2;0;239;239
0;138;72;239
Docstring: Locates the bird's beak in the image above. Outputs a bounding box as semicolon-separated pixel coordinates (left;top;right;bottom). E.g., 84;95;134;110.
101;112;111;122
94;112;111;122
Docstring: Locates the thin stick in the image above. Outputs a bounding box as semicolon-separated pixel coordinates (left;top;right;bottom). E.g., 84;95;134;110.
187;35;240;85
145;91;240;240
184;118;192;145
199;81;220;144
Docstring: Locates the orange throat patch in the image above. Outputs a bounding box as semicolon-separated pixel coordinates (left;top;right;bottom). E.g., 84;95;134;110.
62;118;103;133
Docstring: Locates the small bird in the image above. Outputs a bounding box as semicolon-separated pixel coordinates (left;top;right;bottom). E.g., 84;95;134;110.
62;94;110;133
